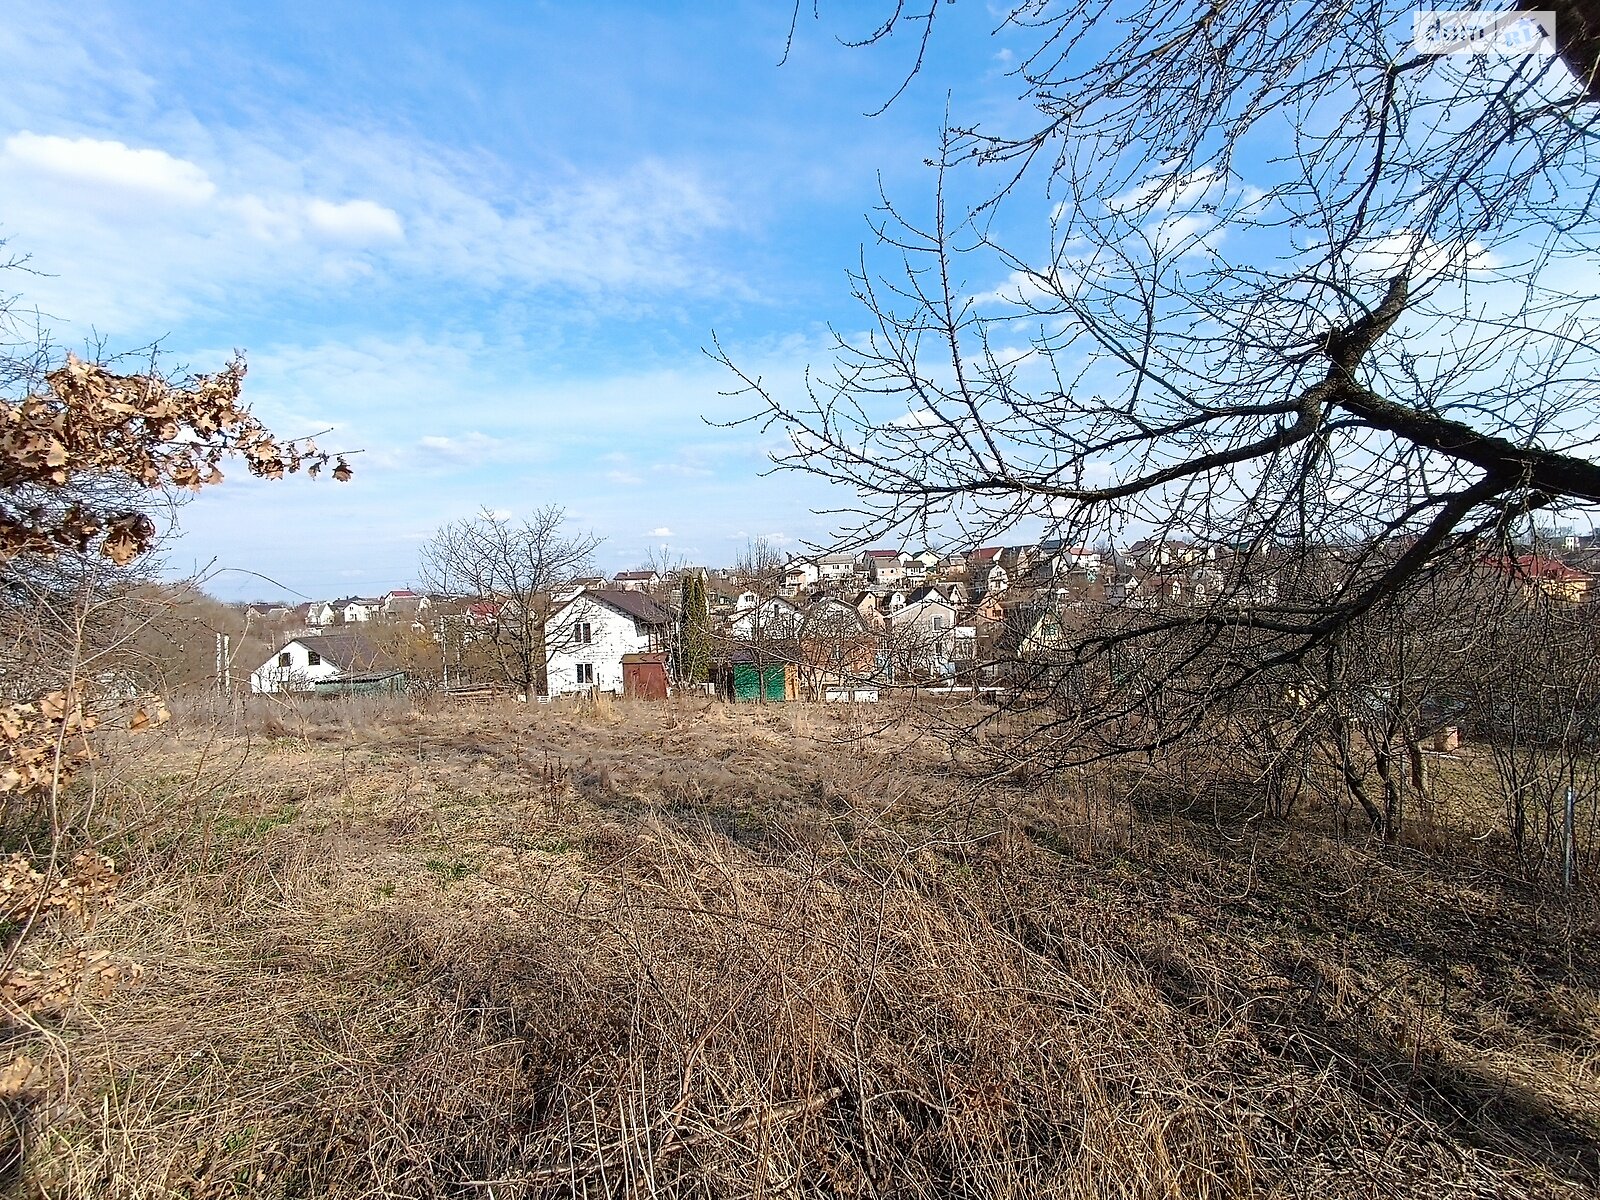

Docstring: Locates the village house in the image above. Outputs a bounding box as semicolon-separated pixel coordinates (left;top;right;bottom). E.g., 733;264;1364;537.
729;596;802;643
381;589;431;621
463;599;510;629
814;552;861;586
798;596;879;697
612;570;661;593
849;591;887;630
342;597;384;623
545;588;672;697
782;558;819;595
249;633;385;694
860;549;908;584
980;562;1010;597
887;593;960;675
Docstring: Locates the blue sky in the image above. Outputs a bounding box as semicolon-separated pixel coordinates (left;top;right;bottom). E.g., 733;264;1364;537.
0;1;1025;600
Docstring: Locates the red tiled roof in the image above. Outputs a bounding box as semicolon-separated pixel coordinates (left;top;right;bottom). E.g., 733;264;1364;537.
1491;554;1590;582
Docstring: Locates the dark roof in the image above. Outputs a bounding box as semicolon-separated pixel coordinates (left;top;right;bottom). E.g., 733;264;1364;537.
583;588;672;626
613;570;658;581
288;633;386;671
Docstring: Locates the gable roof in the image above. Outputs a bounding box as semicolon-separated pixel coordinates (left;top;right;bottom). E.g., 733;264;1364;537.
579;588;672;626
286;633;385;671
803;595;872;630
970;546;1003;562
862;549;902;559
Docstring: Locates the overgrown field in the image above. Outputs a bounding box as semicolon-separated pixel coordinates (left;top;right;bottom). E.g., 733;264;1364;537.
5;693;1600;1198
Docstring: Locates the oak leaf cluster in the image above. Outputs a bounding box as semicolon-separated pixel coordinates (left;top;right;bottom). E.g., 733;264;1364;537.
0;353;351;565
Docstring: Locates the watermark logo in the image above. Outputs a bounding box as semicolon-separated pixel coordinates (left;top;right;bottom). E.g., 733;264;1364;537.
1413;9;1556;55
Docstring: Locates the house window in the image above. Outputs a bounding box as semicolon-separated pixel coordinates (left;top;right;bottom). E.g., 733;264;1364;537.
576;663;595;686
307;651;321;666
575;621;593;644
932;616;946;630
278;652;291;667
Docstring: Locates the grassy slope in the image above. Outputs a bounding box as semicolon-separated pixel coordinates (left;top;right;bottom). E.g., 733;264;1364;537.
10;695;1600;1198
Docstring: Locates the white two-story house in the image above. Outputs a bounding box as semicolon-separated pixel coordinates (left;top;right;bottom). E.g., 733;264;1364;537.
545;588;672;696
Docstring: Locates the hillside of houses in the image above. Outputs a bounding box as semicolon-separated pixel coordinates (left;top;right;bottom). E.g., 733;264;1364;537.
239;534;1600;701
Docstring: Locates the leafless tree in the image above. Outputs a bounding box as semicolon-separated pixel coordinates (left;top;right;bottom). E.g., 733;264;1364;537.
418;505;601;697
721;2;1600;791
732;536;787;593
796;600;878;700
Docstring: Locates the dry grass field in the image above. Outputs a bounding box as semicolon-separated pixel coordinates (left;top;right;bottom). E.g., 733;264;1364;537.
5;693;1599;1198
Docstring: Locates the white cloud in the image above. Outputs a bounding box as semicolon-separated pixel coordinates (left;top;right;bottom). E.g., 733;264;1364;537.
648;526;674;537
889;408;944;429
1350;230;1499;280
4;132;216;204
306;198;405;245
1110;166;1220;215
414;431;509;464
606;469;644;486
1149;212;1224;258
0;125;734;334
979;266;1080;308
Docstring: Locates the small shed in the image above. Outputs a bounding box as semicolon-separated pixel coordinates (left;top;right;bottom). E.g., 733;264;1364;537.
622;651;671;701
312;670;407;697
712;653;798;703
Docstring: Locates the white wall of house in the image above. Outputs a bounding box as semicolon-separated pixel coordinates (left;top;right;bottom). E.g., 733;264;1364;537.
816;556;858;582
249;640;345;693
545;595;658;696
783;560;819;592
729;597;800;641
890;598;958;667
